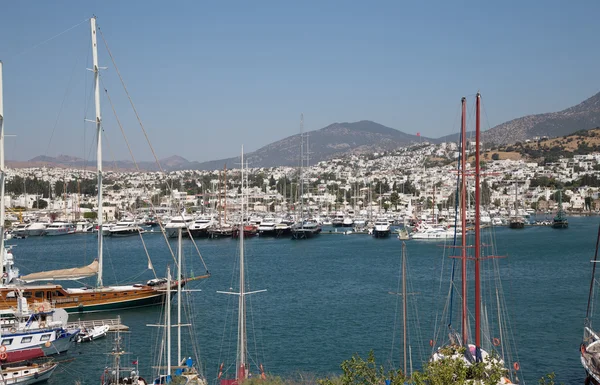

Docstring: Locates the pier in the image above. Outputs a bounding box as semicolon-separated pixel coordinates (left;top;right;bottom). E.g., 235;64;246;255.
67;318;129;331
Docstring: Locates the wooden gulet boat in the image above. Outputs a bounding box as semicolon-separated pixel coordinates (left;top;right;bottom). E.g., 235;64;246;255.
0;17;209;314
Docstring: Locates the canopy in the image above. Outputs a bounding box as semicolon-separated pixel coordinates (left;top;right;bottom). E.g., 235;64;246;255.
20;260;99;283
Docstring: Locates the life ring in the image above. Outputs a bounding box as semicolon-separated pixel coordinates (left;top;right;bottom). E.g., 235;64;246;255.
0;346;6;353
9;328;16;334
493;337;501;346
0;352;7;360
513;362;520;371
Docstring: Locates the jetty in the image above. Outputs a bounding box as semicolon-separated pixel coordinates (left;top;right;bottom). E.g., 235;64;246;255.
67;317;129;331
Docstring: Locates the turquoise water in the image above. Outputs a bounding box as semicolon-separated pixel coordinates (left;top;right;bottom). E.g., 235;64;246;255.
9;216;599;384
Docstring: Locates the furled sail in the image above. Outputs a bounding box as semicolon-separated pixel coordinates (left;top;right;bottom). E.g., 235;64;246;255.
20;260;99;283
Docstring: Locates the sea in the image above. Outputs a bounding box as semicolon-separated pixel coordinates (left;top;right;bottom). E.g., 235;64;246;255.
9;215;598;385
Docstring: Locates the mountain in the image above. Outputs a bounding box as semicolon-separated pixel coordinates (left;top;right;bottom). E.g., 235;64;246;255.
483;91;600;144
195;120;434;170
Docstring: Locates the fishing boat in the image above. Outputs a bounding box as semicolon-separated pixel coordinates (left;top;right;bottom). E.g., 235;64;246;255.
0;295;79;363
217;148;267;384
0;18;209;314
552;190;568;229
430;94;522;384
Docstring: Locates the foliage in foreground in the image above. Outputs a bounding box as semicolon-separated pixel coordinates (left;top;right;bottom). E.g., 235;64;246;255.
316;350;557;385
238;351;561;385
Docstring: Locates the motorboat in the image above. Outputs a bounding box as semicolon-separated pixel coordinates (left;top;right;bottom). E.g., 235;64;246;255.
372;218;391;238
43;222;75;236
164;214;194;238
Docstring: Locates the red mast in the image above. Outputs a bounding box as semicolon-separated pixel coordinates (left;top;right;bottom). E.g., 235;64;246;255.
474;92;482;361
460;97;468;346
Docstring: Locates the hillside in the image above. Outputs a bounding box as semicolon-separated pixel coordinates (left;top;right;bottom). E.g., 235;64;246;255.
483;91;600;144
194;120;434;170
489;128;600;162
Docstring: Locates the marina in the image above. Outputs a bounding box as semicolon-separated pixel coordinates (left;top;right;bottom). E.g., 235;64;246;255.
0;215;594;384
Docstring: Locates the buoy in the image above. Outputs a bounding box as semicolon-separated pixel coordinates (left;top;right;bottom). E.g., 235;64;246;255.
493;337;501;346
429;339;435;347
582;343;587;354
44;341;51;348
513;362;520;371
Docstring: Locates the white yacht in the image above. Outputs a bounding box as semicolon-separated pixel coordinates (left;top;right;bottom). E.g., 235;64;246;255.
108;219;145;237
257;216;277;236
410;224;456;240
188;215;216;238
372;218;391;238
26;219;50;236
43;222;75;236
164;214;194;238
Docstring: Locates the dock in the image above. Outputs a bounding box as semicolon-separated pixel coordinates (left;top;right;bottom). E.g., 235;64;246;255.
67;318;129;331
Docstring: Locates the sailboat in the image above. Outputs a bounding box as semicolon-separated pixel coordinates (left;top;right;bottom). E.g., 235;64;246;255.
581;225;600;383
0;17;209;313
217;147;267;384
291;115;321;240
430;94;521;384
101;327;148;385
149;230;206;385
508;183;525;229
552;190;568;229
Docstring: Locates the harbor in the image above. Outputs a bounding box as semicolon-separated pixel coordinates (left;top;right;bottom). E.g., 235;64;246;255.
4;215;594;384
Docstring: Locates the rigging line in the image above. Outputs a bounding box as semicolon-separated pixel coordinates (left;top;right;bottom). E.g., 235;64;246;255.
98;36;210;274
100;79;173;272
586;223;600;320
97;27;167;177
43;40;84;164
7;18;89;61
447;117;463;328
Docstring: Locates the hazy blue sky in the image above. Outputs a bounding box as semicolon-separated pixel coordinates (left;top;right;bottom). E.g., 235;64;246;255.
0;1;599;163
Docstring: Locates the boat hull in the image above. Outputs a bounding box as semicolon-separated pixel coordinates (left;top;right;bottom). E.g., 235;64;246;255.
372;229;391;238
0;281;204;314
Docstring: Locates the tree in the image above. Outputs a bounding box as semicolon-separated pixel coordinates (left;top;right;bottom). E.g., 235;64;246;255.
32;200;48;209
83;211;97;220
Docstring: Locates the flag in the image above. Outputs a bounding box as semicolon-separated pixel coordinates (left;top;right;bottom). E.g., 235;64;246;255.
132;360;138;365
417;132;421;137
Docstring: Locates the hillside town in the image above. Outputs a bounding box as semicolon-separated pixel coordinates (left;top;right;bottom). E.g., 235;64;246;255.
4;138;600;229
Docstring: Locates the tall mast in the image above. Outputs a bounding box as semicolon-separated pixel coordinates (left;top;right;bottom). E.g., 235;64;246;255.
474;92;482;361
91;16;104;287
299;114;304;224
460;97;468;346
237;146;246;381
0;61;5;280
177;228;182;365
401;242;408;376
224;165;227;224
167;265;172;376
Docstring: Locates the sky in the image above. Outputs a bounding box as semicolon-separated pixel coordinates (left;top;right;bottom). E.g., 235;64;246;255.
0;0;599;163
